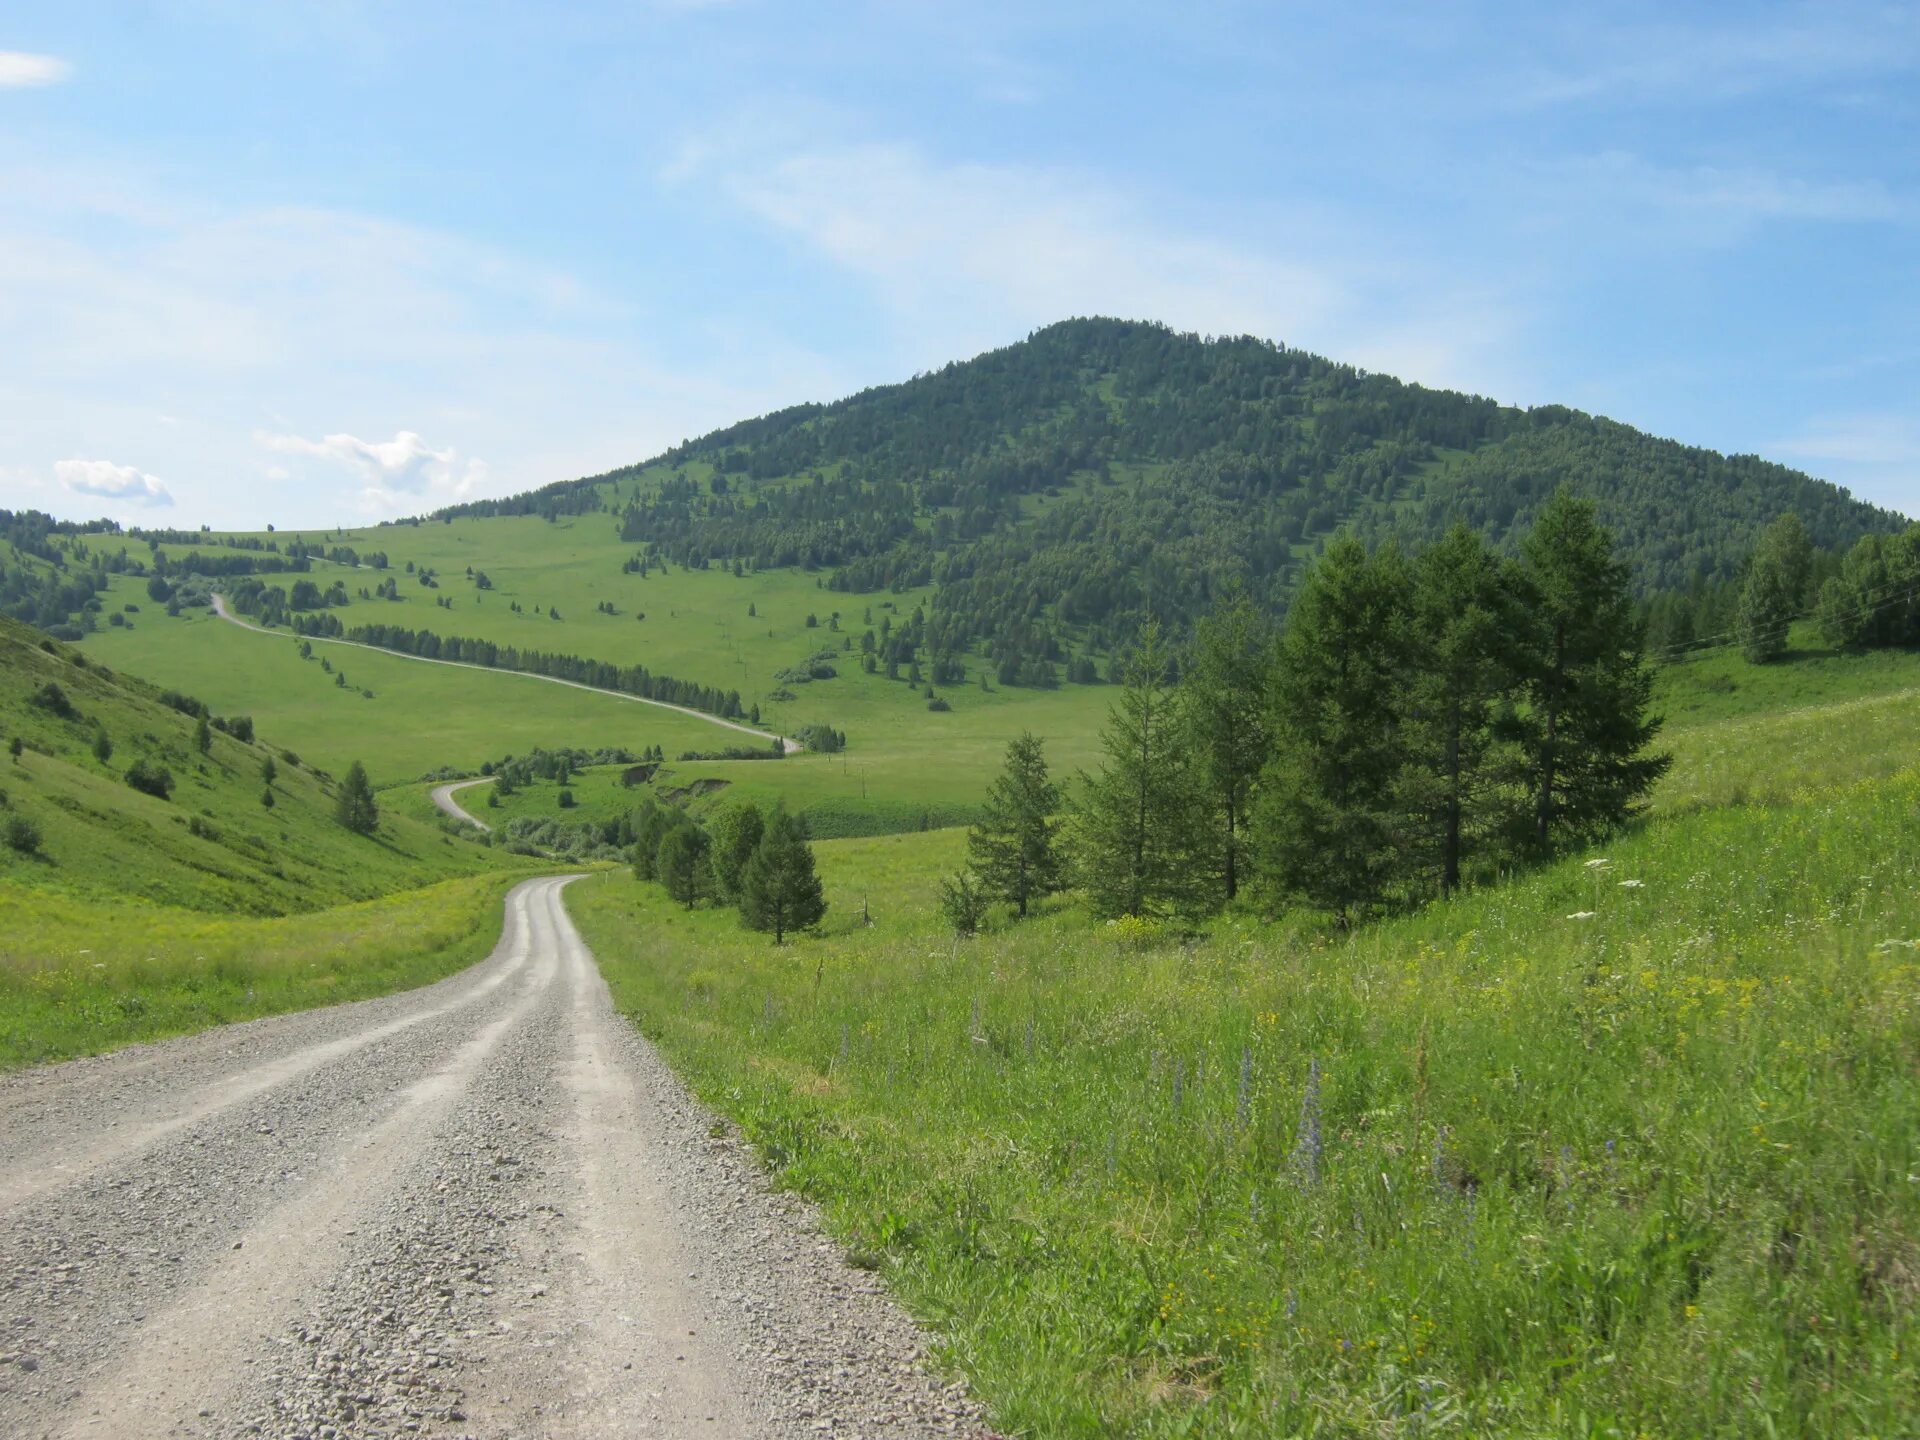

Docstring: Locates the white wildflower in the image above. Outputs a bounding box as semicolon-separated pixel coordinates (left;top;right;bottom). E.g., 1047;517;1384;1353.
1566;911;1598;921
1618;879;1644;889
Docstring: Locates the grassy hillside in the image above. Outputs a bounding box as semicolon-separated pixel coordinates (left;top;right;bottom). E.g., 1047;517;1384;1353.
567;670;1920;1438
0;618;498;911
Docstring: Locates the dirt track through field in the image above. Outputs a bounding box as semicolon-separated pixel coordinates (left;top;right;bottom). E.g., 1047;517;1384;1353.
208;593;802;752
0;876;987;1439
431;776;496;831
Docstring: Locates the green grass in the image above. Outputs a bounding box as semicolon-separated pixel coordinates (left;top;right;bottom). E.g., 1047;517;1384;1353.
565;684;1920;1436
0;871;528;1068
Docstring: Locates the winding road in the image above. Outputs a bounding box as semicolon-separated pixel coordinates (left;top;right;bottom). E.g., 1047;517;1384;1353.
431;776;496;831
0;877;986;1438
209;594;801;753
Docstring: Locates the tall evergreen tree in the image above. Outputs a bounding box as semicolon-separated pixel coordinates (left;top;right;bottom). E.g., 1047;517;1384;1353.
966;731;1063;918
195;714;212;756
1182;587;1272;901
1253;535;1412;923
739;808;826;943
657;823;711;908
1398;524;1520;894
1511;490;1669;852
334;760;378;835
1069;619;1209;920
706;800;765;903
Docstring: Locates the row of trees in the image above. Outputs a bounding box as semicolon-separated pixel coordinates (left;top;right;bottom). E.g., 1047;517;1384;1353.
947;491;1671;926
630;797;826;942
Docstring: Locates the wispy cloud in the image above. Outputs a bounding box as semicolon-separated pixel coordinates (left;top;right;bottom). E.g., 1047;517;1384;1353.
0;52;71;88
256;428;487;514
1771;412;1920;514
55;457;172;506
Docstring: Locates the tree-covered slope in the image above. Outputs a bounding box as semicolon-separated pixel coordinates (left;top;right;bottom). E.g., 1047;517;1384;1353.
428;318;1901;667
0;618;498;913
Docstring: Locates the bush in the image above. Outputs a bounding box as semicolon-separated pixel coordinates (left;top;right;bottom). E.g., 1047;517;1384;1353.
938;871;986;936
28;682;77;720
4;814;42;855
124;759;175;800
557;787;576;809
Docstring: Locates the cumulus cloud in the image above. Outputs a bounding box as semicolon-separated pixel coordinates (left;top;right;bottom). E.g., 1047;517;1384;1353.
0;52;71;88
255;427;487;512
55;457;173;506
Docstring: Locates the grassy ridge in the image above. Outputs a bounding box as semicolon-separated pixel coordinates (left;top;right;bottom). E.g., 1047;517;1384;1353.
0;872;527;1068
568;692;1920;1435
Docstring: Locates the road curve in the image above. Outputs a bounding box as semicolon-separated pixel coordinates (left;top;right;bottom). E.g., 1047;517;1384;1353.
209;593;802;753
431;775;496;831
0;876;987;1439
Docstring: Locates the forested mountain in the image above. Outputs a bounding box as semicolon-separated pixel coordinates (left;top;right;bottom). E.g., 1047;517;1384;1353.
423;317;1900;666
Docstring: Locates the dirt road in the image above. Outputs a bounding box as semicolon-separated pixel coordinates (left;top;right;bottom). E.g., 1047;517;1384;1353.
0;876;986;1438
207;594;802;753
431;776;496;831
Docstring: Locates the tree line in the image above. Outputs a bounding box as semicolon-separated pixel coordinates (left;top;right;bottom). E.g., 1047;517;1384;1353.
629;797;827;943
946;491;1672;927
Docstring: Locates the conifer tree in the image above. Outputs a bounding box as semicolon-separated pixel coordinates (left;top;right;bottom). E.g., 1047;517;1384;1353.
195;714;212;755
657;823;711;908
706;801;765;903
1511;490;1669;852
1397;524;1520;894
1182;587;1272;901
1738;512;1812;662
1253;535;1412;923
966;731;1062;918
739;808;826;943
334;760;378;835
1069;619;1209;920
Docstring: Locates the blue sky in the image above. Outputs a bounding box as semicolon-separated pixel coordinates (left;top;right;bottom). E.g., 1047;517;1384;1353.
2;2;1916;528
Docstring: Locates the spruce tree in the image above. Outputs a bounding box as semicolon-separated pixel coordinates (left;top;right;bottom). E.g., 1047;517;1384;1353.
738;808;826;943
1253;535;1412;923
966;731;1062;918
1511;490;1669;852
1069;619;1209;920
334;760;379;835
1398;524;1520;895
195;714;212;756
1182;587;1272;902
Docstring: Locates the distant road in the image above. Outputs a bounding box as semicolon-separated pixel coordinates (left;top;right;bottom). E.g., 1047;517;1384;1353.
208;592;801;752
431;776;495;831
0;876;984;1438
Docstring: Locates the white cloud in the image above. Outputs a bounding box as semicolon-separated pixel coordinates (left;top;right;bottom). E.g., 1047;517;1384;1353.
255;427;488;513
55;457;173;506
1770;412;1920;515
0;52;71;88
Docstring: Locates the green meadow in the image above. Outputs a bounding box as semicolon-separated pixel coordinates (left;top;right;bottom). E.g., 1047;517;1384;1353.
568;675;1920;1437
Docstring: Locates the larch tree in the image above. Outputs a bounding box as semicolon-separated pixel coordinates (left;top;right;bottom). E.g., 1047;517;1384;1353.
1181;586;1272;902
966;731;1063;918
334;760;379;835
738;808;826;944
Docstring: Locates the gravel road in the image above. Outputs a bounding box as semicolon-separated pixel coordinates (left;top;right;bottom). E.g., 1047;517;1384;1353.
431;777;496;832
0;875;990;1439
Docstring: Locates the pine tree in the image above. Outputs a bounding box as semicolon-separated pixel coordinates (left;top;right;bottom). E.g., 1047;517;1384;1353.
630;799;675;881
334;760;379;835
1511;490;1669;852
739;809;826;943
706;801;765;902
195;714;212;755
1069;619;1209;920
1253;535;1412;923
1397;524;1520;895
657;823;711;908
1182;587;1272;902
965;731;1062;918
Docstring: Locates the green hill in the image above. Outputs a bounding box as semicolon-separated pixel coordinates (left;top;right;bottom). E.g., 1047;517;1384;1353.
0;617;496;913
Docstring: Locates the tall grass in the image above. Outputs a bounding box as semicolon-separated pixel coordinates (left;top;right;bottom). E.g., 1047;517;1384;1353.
0;872;528;1068
571;770;1920;1436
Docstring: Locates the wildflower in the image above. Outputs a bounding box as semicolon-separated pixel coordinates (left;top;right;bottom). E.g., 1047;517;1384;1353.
1618;879;1644;889
1565;911;1598;920
1290;1057;1323;1186
1585;857;1611;868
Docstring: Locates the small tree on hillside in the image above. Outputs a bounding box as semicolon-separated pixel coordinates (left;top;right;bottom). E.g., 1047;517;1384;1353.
335;760;379;835
657;823;712;908
739;808;826;943
1182;586;1272;902
1070;619;1210;920
1738;512;1812;663
966;731;1062;918
706;801;765;903
195;714;212;755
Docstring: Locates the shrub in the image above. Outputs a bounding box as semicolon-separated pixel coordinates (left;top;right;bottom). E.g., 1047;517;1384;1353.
938;871;986;936
4;814;41;855
28;682;77;720
125;759;175;800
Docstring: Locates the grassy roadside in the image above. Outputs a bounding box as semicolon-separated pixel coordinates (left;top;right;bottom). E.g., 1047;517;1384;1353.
570;768;1920;1436
0;870;538;1069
